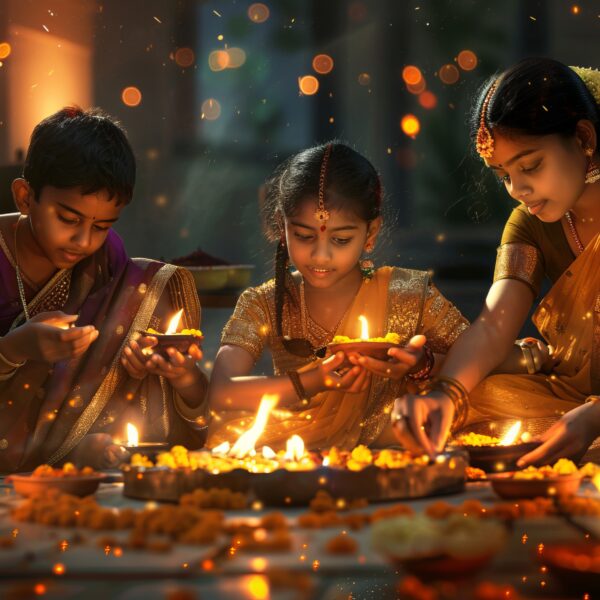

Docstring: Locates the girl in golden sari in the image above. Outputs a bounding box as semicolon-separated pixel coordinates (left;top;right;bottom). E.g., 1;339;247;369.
0;107;207;473
393;58;600;466
207;142;469;451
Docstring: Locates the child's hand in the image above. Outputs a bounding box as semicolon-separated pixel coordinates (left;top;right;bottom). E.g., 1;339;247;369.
143;344;204;392
348;335;426;380
121;336;158;379
0;311;98;364
305;351;371;395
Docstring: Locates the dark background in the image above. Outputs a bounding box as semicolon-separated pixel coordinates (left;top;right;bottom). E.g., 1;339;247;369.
0;0;598;368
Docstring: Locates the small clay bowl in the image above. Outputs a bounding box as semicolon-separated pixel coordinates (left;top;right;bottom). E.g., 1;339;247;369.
453;441;541;473
7;472;107;498
488;471;583;499
120;442;169;459
327;341;400;361
394;552;496;580
140;332;203;358
541;542;600;592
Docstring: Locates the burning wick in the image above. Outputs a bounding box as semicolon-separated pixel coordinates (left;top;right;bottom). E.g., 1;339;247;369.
358;315;369;340
165;309;184;335
228;394;279;458
499;421;522;446
126;423;139;447
284;435;305;462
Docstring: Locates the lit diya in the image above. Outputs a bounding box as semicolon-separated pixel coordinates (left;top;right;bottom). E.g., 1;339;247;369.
328;315;401;360
122;394;467;505
488;459;583;499
451;420;540;472
118;422;168;458
140;309;203;358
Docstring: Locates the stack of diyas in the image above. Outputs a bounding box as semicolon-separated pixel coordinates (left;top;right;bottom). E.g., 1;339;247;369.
451;419;541;473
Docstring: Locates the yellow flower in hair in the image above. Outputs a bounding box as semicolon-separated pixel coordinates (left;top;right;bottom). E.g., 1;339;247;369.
570;66;600;105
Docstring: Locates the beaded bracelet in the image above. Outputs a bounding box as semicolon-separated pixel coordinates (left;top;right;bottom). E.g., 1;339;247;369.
406;343;435;382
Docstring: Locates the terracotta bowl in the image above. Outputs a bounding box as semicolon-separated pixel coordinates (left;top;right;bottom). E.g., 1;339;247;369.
541;542;600;593
394;552;496;580
488;471;583;499
140;332;203;358
7;473;107;498
327;341;400;361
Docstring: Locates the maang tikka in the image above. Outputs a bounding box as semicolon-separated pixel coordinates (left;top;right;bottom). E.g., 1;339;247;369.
315;144;332;231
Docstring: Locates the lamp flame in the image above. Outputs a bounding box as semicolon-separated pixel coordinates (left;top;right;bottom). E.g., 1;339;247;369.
211;441;230;455
500;421;521;446
165;309;184;335
592;473;600;493
229;394;279;458
358;315;369;340
262;446;276;459
284;435;305;461
126;423;139;447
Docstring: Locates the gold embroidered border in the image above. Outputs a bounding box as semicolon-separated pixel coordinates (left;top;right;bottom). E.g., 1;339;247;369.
493;242;542;295
592;292;600;393
48;263;178;464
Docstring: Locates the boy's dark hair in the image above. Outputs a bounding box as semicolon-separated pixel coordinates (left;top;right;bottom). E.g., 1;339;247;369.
470;57;600;146
23;106;136;205
262;141;382;345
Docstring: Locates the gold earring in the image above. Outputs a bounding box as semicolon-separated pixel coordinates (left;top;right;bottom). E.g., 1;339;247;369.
585;148;600;184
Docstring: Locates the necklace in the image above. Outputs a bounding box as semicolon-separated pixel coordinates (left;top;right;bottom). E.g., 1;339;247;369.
299;278;356;341
564;211;585;255
14;217;31;321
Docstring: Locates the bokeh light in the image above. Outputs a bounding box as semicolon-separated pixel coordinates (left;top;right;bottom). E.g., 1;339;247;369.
400;114;421;137
406;79;426;94
226;47;246;69
418;90;437;109
208;50;230;71
439;63;460;84
121;86;142;107
348;1;368;22
53;563;66;575
357;72;371;86
312;54;334;75
0;42;11;59
402;65;423;86
457;50;477;71
201;98;221;120
174;47;195;68
298;75;319;95
571;5;580;14
34;583;46;595
248;3;270;23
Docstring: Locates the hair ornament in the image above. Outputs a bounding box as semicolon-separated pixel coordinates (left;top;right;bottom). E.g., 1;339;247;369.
476;80;498;160
570;66;600;105
315;144;332;231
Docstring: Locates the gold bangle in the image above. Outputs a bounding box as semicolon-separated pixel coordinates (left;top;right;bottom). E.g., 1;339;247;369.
426;376;469;432
0;347;26;369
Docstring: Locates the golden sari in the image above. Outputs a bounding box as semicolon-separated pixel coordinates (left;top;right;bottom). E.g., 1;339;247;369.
208;266;468;450
467;231;600;426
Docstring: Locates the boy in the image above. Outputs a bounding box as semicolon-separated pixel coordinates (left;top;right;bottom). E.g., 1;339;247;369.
0;107;207;473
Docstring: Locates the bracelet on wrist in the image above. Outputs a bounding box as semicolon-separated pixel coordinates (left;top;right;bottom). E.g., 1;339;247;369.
407;343;434;382
0;347;26;370
423;375;469;432
287;370;311;405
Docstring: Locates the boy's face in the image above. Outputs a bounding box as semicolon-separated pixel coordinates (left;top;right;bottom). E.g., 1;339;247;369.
24;185;124;269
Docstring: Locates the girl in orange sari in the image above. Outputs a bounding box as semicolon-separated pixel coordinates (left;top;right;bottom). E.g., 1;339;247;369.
393;58;600;466
207;142;468;451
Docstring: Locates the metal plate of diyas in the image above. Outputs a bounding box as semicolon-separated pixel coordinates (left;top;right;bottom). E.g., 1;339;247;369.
121;449;468;506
